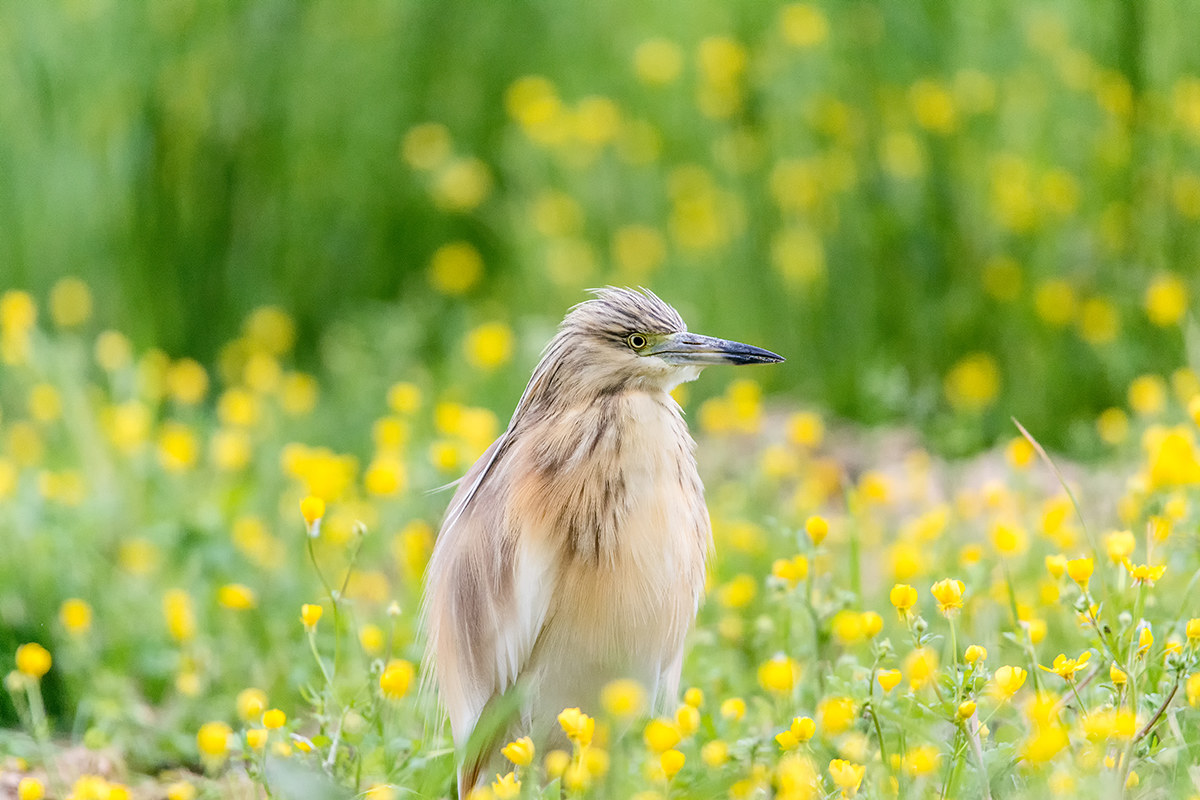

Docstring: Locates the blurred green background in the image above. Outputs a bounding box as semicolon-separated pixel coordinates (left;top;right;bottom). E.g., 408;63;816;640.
5;0;1200;453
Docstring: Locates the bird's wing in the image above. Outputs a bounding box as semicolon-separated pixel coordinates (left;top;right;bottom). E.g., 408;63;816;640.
422;432;557;755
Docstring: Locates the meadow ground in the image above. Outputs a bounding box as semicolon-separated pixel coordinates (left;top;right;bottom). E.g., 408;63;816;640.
4;287;1200;799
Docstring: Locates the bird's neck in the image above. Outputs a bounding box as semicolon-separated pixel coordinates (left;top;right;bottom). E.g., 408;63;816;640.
512;389;697;567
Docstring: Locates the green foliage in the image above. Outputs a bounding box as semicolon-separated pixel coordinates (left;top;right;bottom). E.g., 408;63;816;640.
4;1;1200;449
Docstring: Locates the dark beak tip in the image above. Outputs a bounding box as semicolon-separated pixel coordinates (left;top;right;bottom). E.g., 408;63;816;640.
736;347;785;365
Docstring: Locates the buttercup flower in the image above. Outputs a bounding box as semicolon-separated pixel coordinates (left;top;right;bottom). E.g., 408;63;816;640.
930;578;965;615
890;583;918;615
991;665;1028;699
1039;651;1092;681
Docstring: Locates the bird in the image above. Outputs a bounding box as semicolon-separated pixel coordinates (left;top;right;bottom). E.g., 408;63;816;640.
422;287;784;794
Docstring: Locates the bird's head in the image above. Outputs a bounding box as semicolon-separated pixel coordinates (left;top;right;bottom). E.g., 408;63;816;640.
543;287;784;396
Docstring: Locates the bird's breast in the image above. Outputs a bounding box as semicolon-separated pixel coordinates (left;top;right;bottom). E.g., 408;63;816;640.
510;391;710;693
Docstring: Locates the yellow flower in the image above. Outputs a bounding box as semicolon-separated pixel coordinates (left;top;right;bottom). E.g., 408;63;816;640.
1188;673;1200;706
633;38;684;85
876;669;902;693
59;598;93;635
776;729;800;751
881;130;926;179
300;495;326;528
831;610;866;645
217;584;256;611
804;515;829;545
758;654;800;694
683;687;703;708
643;718;681;753
27;384;61;424
660;749;685;779
990;521;1028;557
428;241;484;296
1045;554;1067;579
718;574;758;609
957;700;977;720
17;777;44;800
1145;274;1188;326
1066;557;1094;588
964;645;987;664
1129;374;1167;416
904;647;939;689
890;583;918;614
787;410;825;448
1137;625;1154;656
1039;651;1092;681
675;704;700;737
166;359;209;405
701;740;729;767
860;611;883;638
828;759;865;795
464;322;515;370
157;422;199;472
558;707;595;747
491;772;520;799
1005;436;1036;469
1145;426;1200;488
1103;529;1136;563
0;290;36;334
501;737;534;767
243;306;296;355
401;122;451;171
1122;560;1167;585
903;744;941;776
791;716;816;742
1081;709;1136;742
991;665;1027;699
779;3;829;48
432;158;492;212
359;624;385;656
600;678;646;719
772;555;809;588
930;578;966;616
1097;407;1129;445
1021;724;1069;764
944;353;1001;412
196;721;233;759
720;697;746;721
364;457;408;498
15;642;51;679
262;709;286;729
240;728;264;751
237;688;268;721
165;782;196;800
816;696;855;736
380;659;415;699
1110;664;1128;686
301;604;323;629
612;224;667;280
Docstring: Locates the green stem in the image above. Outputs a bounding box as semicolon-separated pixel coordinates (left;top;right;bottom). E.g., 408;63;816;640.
949;617;960;703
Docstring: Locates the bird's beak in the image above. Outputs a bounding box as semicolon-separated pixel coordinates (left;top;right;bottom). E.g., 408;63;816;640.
648;332;785;366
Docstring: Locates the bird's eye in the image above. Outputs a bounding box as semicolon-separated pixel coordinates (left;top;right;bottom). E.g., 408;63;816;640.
627;333;648;350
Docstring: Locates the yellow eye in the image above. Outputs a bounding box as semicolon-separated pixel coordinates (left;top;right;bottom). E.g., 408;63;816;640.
627;333;648;350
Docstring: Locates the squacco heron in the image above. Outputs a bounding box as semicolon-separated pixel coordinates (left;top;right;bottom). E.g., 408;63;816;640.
423;287;783;793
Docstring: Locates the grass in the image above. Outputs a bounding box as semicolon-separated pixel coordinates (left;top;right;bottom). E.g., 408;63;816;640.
4;1;1200;449
4;285;1200;799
